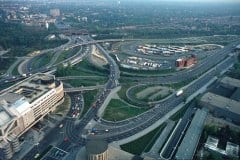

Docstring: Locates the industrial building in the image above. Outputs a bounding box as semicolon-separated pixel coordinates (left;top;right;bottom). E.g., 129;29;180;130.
175;108;208;160
86;139;108;160
220;76;240;89
0;73;64;159
176;54;197;68
200;92;240;124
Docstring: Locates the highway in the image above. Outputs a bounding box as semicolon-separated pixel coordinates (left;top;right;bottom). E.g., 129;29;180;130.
160;103;196;159
21;35;122;159
63;85;105;93
86;54;235;142
16;37;239;160
62;39;236;147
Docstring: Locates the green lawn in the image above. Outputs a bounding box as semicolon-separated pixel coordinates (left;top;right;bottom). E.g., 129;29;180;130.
31;52;52;70
170;103;189;121
129;84;172;102
56;59;109;77
12;63;20;76
117;84;144;107
63;77;107;87
80;89;99;118
0;58;16;74
55;46;82;64
102;99;147;121
166;79;194;90
120;67;175;77
121;123;166;155
54;94;71;116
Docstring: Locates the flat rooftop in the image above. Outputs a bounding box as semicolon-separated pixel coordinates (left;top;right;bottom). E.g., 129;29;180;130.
221;76;240;88
0;73;56;103
175;108;208;160
0;73;57;127
231;88;240;101
201;92;240;114
236;44;240;49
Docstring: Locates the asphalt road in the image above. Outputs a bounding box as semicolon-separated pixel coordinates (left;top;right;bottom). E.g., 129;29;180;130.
15;39;239;160
160;102;196;159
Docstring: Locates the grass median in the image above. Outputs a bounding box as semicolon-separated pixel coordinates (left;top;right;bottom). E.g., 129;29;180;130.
120;123;166;155
102;99;147;121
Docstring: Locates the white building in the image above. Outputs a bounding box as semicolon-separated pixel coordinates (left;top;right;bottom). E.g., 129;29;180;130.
0;73;64;159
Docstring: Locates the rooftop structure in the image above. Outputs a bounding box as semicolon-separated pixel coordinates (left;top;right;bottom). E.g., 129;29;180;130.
0;73;64;159
231;88;240;101
235;44;240;50
200;92;240;124
205;136;219;150
204;136;239;158
226;142;239;157
86;139;108;160
220;76;240;88
76;145;134;160
175;54;197;68
175;108;208;160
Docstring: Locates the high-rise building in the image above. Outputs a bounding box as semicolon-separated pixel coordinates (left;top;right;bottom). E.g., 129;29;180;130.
0;73;64;159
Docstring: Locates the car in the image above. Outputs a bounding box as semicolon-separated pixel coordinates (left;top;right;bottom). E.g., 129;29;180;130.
34;153;40;159
64;137;69;142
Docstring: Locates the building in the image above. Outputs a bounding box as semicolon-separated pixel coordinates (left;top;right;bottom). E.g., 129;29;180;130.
205;136;239;158
176;54;197;68
50;9;60;17
200;92;240;124
175;108;208;160
86;139;108;160
220;76;240;89
0;73;64;159
235;44;240;52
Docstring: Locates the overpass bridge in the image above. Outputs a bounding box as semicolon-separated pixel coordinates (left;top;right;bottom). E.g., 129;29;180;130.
63;85;104;93
68;39;140;49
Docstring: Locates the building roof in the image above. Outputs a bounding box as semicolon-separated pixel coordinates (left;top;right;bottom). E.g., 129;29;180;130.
175;108;208;160
201;92;240;115
0;111;11;127
204;136;219;151
236;44;240;49
10;98;31;115
221;76;240;88
0;73;57;128
0;93;23;104
86;139;108;155
231;88;240;102
226;142;239;157
0;73;56;104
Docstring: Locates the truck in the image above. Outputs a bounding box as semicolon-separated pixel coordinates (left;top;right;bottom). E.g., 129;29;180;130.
176;89;183;96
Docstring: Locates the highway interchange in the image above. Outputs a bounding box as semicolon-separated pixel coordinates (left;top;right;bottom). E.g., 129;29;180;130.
0;34;238;160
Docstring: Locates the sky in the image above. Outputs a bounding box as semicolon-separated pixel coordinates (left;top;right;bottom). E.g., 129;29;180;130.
121;0;240;3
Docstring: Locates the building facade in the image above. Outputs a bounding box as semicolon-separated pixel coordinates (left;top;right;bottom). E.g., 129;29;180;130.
86;140;108;160
0;73;64;159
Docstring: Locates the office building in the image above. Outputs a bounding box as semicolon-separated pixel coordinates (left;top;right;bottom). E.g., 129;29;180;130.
0;73;64;159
